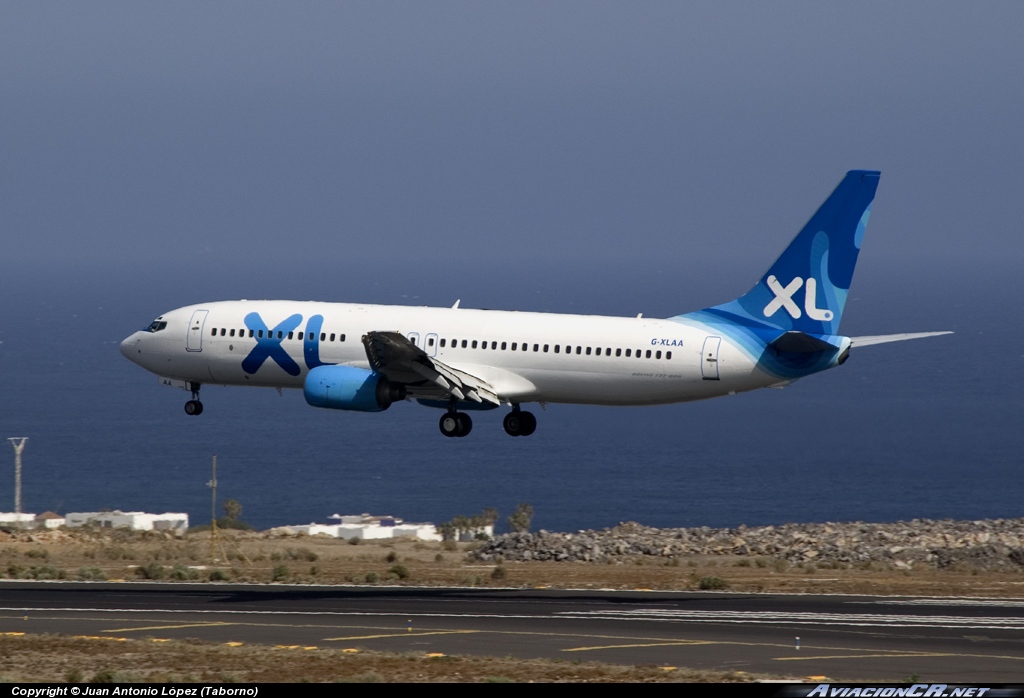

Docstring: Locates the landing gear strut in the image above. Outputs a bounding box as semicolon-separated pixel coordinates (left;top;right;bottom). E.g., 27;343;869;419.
503;405;536;437
184;383;204;416
439;401;472;437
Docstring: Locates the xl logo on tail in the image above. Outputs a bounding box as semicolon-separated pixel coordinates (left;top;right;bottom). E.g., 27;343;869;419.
763;275;833;322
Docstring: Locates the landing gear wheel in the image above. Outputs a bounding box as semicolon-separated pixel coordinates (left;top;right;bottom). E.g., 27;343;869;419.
184;400;204;416
503;409;536;436
503;412;523;436
455;412;472;437
440;413;459;437
439;412;472;437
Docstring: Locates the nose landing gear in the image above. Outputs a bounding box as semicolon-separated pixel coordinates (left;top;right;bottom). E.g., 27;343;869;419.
503;406;536;437
184;383;204;416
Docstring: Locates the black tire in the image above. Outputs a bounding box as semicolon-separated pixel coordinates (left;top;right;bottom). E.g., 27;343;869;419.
503;412;522;436
184;400;203;416
519;411;537;436
439;413;459;437
455;412;473;437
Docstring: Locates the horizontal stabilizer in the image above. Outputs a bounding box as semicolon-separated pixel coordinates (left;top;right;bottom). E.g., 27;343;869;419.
769;331;839;353
850;331;953;347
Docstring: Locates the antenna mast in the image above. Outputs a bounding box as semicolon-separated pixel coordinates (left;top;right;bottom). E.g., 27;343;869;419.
7;438;28;514
207;455;218;563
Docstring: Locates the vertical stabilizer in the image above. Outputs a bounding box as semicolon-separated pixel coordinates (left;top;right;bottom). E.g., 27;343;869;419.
698;170;880;336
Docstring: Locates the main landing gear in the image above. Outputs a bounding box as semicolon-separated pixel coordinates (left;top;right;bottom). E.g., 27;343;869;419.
184;383;204;416
503;406;536;437
439;404;472;438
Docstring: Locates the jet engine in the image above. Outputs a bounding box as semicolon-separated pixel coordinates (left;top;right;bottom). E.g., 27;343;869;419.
303;365;405;412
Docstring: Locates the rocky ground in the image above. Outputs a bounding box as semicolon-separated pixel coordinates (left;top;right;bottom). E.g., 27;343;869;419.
473;518;1024;572
2;517;1024;597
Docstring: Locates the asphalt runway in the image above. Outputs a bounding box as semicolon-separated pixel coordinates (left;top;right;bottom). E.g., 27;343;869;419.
1;582;1023;681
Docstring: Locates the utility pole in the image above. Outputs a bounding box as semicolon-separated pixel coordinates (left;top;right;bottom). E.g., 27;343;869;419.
7;438;28;514
207;455;218;563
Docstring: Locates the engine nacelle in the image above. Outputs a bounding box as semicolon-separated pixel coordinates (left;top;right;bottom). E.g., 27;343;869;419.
304;365;405;412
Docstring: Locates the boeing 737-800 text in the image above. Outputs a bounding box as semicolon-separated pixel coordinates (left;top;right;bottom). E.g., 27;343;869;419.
120;170;949;437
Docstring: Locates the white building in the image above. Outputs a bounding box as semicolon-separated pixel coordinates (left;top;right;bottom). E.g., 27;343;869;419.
65;511;189;532
0;512;66;529
0;512;36;527
284;513;442;541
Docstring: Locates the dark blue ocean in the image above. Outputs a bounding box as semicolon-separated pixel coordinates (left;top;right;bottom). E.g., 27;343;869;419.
0;256;1019;533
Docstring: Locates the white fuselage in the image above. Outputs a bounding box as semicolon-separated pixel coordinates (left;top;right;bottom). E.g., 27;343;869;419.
120;300;781;406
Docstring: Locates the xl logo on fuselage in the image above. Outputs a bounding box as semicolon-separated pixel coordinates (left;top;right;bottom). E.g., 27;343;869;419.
763;275;833;322
241;313;333;376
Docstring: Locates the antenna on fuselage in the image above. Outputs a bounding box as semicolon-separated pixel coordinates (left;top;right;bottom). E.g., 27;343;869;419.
7;437;27;514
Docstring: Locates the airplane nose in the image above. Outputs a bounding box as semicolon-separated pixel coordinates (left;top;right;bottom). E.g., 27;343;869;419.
120;334;140;360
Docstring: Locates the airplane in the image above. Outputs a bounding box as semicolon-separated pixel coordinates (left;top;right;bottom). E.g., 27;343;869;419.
120;170;949;438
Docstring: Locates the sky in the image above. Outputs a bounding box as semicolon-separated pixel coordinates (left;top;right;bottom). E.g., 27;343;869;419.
0;4;1022;530
2;2;1022;279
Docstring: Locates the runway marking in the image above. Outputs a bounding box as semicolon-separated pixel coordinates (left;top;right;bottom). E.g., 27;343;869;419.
868;598;1024;608
103;622;236;633
323;630;480;641
560;608;1024;630
775;653;953;662
564;640;714;652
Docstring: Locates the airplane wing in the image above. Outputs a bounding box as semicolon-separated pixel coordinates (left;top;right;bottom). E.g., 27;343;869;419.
850;331;953;347
362;331;501;405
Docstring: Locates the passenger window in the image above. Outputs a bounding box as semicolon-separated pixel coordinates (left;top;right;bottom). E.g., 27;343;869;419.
472;340;478;349
481;341;487;350
341;334;346;342
307;332;313;341
605;348;611;356
576;346;582;355
625;348;631;357
511;342;517;350
440;339;446;348
462;340;468;348
543;344;549;352
586;347;592;355
501;342;506;350
330;333;336;342
210;328;217;337
258;330;264;338
428;337;434;346
321;333;326;342
249;330;255;338
554;345;560;353
616;348;622;357
490;341;496;350
229;329;235;337
645;349;652;358
533;344;539;352
288;332;294;340
656;350;662;359
666;351;672;360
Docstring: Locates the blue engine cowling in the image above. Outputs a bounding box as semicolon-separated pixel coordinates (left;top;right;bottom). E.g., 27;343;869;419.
304;365;406;412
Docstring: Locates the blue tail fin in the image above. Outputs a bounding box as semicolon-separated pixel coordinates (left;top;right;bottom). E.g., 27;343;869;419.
702;170;879;336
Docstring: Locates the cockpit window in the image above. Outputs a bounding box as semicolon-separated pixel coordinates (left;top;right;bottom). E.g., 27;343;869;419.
145;320;168;333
